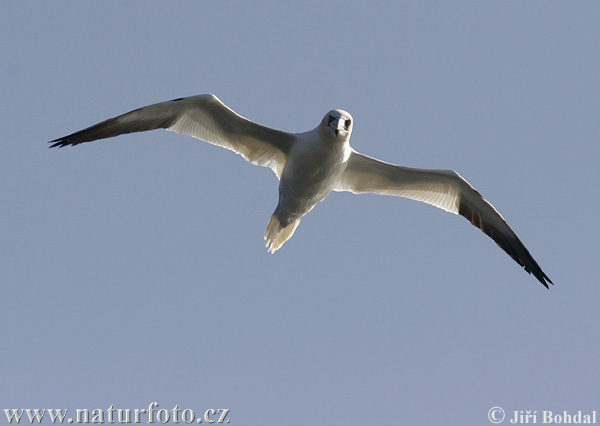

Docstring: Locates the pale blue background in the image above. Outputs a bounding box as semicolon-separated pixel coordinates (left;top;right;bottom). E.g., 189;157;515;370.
2;2;598;425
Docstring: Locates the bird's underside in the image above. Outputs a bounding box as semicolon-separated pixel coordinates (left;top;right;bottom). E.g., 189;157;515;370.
49;94;553;288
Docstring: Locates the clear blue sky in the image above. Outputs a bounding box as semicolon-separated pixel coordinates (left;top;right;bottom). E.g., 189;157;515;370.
2;2;598;425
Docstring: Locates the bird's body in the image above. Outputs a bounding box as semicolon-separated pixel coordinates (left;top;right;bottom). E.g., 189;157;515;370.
268;112;352;250
50;94;553;287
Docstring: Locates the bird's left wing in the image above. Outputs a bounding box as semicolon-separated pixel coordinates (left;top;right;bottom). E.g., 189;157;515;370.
335;150;552;287
49;94;295;178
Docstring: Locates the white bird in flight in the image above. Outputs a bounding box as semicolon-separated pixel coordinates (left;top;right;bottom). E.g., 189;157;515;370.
50;94;552;287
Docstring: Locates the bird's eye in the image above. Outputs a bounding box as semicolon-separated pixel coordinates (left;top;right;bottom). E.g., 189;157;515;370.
345;119;351;128
328;115;335;124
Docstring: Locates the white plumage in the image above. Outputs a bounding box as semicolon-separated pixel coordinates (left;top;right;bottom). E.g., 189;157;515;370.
50;94;552;287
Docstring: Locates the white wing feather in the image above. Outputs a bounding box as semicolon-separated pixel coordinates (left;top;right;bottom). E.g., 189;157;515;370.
50;94;295;178
335;150;552;287
335;150;462;214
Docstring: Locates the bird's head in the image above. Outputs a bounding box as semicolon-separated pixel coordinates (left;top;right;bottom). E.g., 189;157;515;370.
321;109;353;142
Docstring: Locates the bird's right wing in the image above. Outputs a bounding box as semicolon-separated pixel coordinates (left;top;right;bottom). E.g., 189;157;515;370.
49;94;296;178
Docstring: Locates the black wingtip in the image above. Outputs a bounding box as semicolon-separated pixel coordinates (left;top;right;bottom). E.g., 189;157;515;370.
48;138;76;148
530;268;553;289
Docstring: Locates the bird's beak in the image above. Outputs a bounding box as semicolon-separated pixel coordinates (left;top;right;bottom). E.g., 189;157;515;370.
329;117;346;136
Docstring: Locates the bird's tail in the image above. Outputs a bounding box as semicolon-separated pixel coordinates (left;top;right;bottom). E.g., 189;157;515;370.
264;214;300;254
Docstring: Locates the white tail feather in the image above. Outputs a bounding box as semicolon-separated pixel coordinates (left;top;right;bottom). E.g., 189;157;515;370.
264;214;300;253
